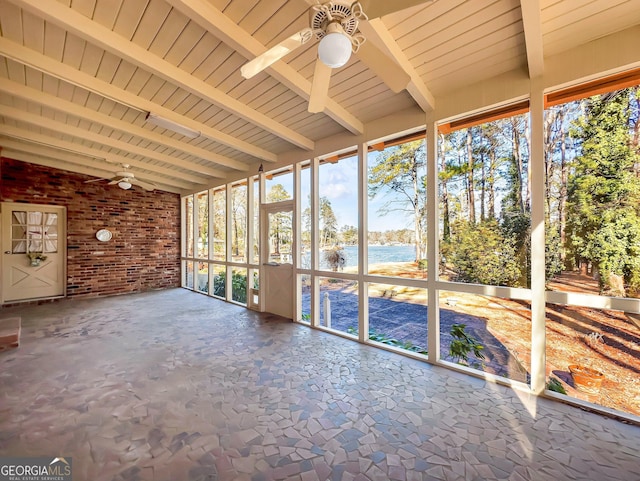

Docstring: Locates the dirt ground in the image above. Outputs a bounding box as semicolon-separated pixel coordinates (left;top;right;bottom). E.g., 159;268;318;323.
355;264;640;417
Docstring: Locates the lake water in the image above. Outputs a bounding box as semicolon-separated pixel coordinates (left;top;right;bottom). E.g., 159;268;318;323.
303;244;416;269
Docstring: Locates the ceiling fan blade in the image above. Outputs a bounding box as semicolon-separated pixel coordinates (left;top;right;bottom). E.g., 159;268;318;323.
357;0;431;19
107;178;122;185
355;41;410;93
241;28;314;79
308;60;332;113
84;178;107;184
131;179;156;191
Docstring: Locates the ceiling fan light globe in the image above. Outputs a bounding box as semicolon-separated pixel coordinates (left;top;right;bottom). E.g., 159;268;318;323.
118;180;132;190
318;32;352;68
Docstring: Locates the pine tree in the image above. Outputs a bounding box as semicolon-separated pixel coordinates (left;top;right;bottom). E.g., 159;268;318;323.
567;88;640;296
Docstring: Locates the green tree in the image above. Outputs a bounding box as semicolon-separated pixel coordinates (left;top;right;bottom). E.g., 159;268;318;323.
567;88;640;296
267;184;292;256
369;140;427;260
319;196;338;247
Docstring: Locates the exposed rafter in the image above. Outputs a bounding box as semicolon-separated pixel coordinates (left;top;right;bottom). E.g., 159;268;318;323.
1;148;183;194
0;79;242;176
165;0;364;135
9;0;315;151
0;126;201;191
357;19;435;112
0;37;277;164
0;105;218;184
520;0;544;78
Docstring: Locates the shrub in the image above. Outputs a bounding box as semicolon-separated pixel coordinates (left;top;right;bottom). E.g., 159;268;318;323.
448;323;485;366
324;246;346;272
449;219;522;286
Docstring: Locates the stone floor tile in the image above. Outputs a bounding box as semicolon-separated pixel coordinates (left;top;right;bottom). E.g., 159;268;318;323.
0;289;637;481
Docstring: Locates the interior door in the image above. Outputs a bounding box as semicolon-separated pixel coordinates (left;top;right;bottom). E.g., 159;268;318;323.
261;201;294;318
1;202;66;303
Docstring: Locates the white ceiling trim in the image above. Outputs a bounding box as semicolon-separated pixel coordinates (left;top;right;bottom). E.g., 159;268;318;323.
9;0;315;151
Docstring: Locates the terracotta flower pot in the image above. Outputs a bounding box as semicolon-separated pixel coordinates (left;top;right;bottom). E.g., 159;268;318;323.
569;364;604;394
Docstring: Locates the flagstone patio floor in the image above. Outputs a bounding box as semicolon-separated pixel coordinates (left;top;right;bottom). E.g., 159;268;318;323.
0;288;638;481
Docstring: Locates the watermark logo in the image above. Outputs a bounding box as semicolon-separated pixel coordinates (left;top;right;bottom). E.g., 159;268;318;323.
0;457;72;481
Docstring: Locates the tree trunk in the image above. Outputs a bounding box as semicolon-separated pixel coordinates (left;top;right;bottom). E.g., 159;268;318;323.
466;129;476;223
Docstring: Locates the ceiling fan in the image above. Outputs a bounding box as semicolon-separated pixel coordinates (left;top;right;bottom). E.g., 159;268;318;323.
240;0;426;113
84;164;156;191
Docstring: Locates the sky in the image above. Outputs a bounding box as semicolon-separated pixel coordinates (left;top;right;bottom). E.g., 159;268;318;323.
265;153;412;232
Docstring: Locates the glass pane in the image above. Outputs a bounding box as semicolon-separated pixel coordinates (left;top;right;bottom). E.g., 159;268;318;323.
300;162;311;269
197;192;209;258
265;170;293;202
319;276;358;336
212;265;226;299
438;114;531;288
196;262;208;294
12;240;27;254
438;291;530;383
268;211;292;264
185;197;194;258
12;225;26;240
231;183;247;263
44;212;58;226
368;138;426;278
252;179;260;264
12;211;27;225
213;189;226;261
544;87;640;299
299;274;311;324
231;267;247;304
368;283;428;355
318;154;359;273
185;261;194;289
545;303;639;417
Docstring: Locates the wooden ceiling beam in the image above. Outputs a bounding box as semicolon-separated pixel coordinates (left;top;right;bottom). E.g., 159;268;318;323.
9;0;314;151
520;0;544;78
357;19;435;112
0;105;217;184
0;78;239;176
166;0;364;135
2;150;184;194
0;44;276;165
0;126;197;190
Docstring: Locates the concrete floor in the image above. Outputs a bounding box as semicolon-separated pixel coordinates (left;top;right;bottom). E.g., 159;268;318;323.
0;288;638;481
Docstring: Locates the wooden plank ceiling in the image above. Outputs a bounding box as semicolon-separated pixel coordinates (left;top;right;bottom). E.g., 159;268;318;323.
0;0;638;193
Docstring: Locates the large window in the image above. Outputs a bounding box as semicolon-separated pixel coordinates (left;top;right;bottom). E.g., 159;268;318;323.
367;137;427;279
437;106;532;383
180;75;640;421
318;154;359;273
544;84;640;416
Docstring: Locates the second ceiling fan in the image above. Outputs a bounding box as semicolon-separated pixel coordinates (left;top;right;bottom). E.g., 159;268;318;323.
240;0;426;113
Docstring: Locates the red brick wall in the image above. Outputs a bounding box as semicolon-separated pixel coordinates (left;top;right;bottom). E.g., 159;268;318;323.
1;157;181;298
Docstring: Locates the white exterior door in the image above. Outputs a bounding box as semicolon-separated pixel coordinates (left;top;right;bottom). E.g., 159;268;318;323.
261;201;294;319
1;202;66;303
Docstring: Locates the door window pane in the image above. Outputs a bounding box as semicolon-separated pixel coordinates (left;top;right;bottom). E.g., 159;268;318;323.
268;210;292;264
